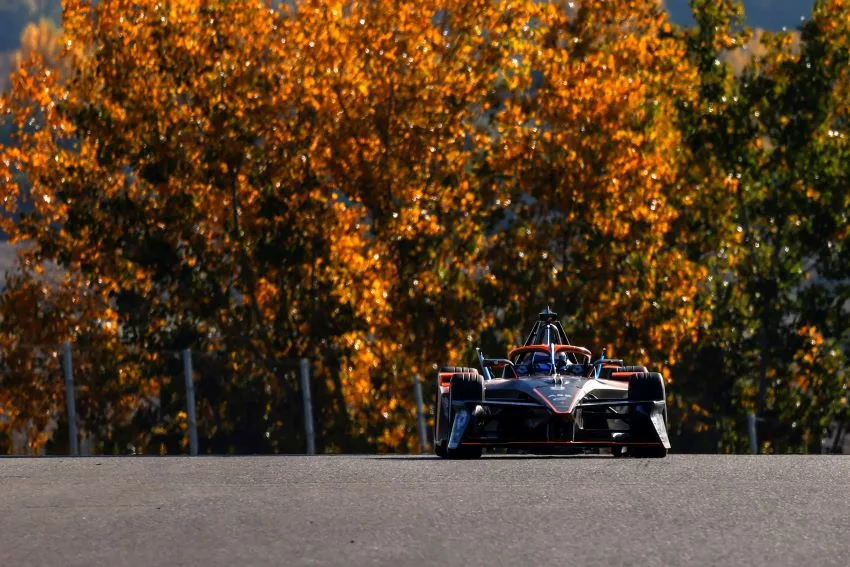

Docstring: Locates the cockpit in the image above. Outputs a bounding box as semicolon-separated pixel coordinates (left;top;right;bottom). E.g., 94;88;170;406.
512;349;588;377
478;307;593;379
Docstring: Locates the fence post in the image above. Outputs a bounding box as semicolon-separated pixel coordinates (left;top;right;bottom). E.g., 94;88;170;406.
748;412;758;455
413;374;428;454
62;341;79;457
182;348;199;456
299;358;316;455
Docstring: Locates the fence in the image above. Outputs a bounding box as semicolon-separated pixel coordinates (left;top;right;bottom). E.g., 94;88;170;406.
40;342;432;456
9;343;845;455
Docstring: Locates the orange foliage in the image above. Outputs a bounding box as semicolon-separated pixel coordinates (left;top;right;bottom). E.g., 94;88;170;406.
0;0;847;454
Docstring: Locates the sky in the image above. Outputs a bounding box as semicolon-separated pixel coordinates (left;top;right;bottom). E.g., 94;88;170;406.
665;0;818;30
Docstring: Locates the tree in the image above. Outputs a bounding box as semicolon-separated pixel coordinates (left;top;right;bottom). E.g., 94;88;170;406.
477;0;710;411
1;0;846;455
674;0;849;452
278;0;548;449
0;0;379;453
0;0;544;453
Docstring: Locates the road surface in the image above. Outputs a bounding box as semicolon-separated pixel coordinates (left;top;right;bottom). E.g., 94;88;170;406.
1;454;848;566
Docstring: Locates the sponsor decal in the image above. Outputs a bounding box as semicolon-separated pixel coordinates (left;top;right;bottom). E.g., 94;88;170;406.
543;388;573;407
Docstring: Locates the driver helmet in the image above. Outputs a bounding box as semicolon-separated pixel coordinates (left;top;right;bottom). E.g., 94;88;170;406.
555;352;569;371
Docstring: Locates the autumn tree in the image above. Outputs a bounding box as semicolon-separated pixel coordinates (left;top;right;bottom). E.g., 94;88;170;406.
674;0;849;452
472;0;710;424
1;0;847;455
0;0;547;453
0;0;374;453
279;0;551;449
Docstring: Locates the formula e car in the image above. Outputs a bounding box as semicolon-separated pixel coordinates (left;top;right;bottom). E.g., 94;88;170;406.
433;307;670;458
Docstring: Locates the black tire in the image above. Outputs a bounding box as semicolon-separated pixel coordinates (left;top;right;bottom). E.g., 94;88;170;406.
627;372;668;458
628;372;665;402
433;389;449;458
434;440;448;458
450;372;485;403
621;365;649;374
439;366;478;374
629;371;668;425
434;370;479;458
446;373;484;459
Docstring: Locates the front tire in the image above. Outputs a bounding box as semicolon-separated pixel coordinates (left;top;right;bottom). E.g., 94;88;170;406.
434;383;450;457
447;373;484;459
434;440;448;458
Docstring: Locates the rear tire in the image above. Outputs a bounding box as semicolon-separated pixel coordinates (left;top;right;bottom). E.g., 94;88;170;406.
621;365;649;374
447;373;484;459
628;372;665;402
439;366;478;374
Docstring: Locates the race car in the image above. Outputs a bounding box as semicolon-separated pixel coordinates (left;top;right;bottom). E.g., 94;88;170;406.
433;307;670;458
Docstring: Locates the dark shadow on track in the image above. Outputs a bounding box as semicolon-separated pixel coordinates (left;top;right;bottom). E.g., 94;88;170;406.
371;454;615;461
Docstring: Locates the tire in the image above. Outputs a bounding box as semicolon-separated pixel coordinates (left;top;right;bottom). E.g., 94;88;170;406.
433;389;449;458
434;370;479;458
628;372;665;402
439;366;478;374
621;365;649;374
447;373;484;459
450;372;485;403
434;440;448;458
627;372;668;457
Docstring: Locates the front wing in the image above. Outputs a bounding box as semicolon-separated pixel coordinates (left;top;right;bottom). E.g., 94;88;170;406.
446;397;670;454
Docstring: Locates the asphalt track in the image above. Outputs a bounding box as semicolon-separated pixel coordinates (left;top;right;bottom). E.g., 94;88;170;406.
1;454;849;566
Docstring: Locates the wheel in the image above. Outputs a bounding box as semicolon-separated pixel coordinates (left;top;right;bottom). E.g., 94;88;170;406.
628;371;668;424
627;372;668;457
447;373;484;459
628;372;665;403
433;381;450;458
621;365;649;374
439;366;478;374
434;440;448;458
450;372;485;402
